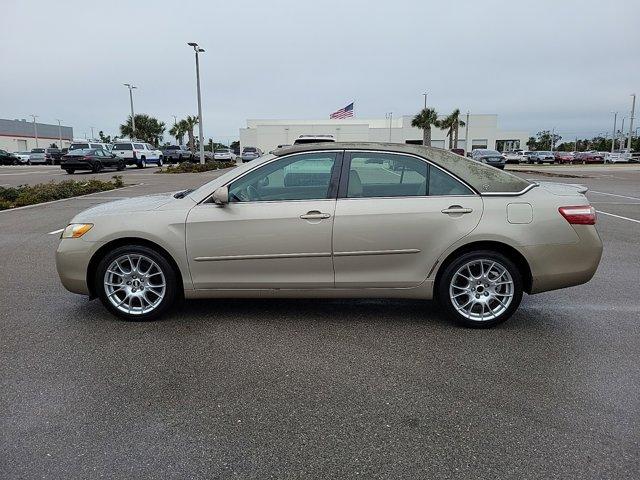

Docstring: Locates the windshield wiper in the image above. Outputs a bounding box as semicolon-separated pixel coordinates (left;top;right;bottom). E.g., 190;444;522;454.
174;189;194;199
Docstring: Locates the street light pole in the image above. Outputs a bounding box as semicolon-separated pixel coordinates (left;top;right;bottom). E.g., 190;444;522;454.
385;112;393;142
627;94;636;153
611;112;617;152
123;83;137;139
188;42;206;164
551;127;555;152
464;111;470;156
422;92;428;110
55;119;63;148
30;115;39;148
90;126;95;140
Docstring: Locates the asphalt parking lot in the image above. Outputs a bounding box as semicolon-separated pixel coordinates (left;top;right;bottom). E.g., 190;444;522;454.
1;163;639;479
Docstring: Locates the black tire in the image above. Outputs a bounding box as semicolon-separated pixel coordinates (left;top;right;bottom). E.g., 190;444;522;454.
137;158;146;169
27;160;31;165
158;157;163;167
437;250;523;328
117;161;125;171
95;245;178;321
92;162;102;173
65;169;75;174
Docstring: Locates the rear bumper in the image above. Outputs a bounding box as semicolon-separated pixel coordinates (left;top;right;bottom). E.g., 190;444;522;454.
520;225;603;294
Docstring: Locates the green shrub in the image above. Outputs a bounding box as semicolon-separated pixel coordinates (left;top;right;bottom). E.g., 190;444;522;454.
0;176;125;210
156;161;236;174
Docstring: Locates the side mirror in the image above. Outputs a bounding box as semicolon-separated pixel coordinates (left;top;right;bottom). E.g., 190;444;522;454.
212;186;229;205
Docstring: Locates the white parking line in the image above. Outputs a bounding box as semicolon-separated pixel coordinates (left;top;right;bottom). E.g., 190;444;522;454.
596;211;640;224
0;170;52;176
590;190;640;201
48;228;65;235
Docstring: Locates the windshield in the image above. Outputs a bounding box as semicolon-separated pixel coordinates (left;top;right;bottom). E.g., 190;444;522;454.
189;154;275;199
243;147;257;153
113;143;133;150
69;143;89;150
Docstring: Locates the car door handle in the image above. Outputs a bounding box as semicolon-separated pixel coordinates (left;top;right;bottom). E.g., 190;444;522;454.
300;211;331;220
441;207;473;215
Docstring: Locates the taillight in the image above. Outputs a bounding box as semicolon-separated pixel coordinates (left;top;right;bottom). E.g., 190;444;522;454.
559;205;596;225
83;156;92;161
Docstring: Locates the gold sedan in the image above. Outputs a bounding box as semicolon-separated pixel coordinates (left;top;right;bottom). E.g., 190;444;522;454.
56;143;602;327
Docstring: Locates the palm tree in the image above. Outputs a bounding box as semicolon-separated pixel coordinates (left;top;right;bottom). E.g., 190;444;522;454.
119;114;166;146
437;109;466;149
169;121;186;145
411;108;439;146
181;116;199;153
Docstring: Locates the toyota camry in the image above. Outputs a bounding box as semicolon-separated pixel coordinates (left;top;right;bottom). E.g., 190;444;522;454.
56;143;602;327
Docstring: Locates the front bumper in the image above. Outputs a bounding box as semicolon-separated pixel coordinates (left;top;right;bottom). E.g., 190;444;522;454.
56;238;101;295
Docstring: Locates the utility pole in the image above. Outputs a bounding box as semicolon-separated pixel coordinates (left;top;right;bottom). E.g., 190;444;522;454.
551;127;555;152
123;83;137;139
627;94;636;153
464;111;470;156
188;42;206;164
385;112;393;142
55;119;63;148
611;112;617;152
90;126;95;140
30;115;39;148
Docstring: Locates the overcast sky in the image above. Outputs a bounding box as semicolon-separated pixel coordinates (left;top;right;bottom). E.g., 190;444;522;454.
2;0;638;144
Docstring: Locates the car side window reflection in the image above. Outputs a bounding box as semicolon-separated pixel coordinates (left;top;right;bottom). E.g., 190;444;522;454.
228;153;337;202
346;153;473;197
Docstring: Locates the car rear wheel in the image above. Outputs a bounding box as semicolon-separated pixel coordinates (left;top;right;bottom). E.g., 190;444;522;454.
92;162;102;173
95;245;178;321
437;250;523;328
65;169;75;174
117;160;125;171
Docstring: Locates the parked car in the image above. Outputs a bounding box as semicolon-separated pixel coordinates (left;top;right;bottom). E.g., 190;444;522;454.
503;151;522;164
241;147;263;162
69;142;109;152
12;151;31;164
55;142;602;327
528;151;555;164
161;145;193;163
605;150;632;163
60;148;126;174
28;147;62;165
293;135;336;145
470;149;506;169
574;151;604;164
111;142;163;168
554;151;575;164
214;148;236;161
0;149;19;165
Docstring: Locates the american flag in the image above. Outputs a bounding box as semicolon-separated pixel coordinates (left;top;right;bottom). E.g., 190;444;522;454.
330;102;354;119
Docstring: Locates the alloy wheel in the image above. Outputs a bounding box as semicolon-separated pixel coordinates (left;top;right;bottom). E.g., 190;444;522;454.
449;259;514;322
103;254;166;315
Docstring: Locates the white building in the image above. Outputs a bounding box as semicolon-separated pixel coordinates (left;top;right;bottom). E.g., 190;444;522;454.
240;114;528;154
0;118;73;152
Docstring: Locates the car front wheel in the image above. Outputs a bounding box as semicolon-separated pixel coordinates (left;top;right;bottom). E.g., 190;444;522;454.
95;245;177;321
437;250;523;328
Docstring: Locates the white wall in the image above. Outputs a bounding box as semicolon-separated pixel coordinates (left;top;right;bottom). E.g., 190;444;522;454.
0;136;72;152
240;115;528;153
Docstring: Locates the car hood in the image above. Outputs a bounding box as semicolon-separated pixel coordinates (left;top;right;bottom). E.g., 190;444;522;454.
72;192;192;221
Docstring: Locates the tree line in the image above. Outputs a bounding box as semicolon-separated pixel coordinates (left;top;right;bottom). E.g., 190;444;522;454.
527;130;639;152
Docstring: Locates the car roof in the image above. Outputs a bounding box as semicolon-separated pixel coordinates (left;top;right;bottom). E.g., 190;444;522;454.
274;142;531;194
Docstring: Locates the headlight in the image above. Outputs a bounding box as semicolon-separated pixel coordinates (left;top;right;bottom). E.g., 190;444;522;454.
61;223;93;239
